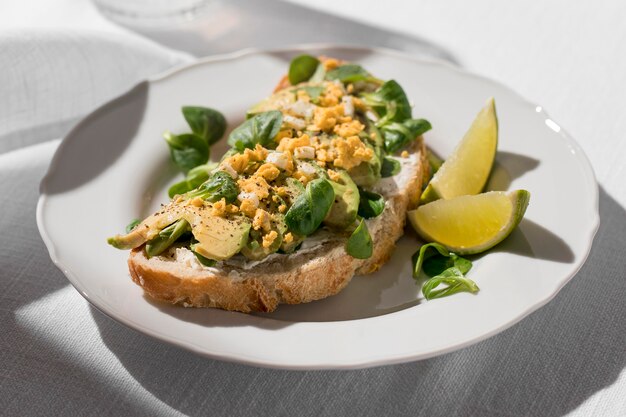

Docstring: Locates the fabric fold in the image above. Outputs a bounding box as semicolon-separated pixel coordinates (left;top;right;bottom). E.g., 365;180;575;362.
0;29;193;154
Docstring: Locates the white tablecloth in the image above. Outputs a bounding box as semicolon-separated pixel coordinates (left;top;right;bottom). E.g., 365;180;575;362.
1;1;625;416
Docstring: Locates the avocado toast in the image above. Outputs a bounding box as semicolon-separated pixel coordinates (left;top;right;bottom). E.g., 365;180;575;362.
109;56;430;312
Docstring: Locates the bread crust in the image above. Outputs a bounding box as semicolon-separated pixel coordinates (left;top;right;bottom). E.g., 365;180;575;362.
127;139;426;312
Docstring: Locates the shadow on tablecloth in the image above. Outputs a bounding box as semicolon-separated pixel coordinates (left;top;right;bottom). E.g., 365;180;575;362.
89;186;625;417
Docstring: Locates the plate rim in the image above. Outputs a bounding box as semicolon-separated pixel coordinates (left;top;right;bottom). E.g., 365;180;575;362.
36;44;600;369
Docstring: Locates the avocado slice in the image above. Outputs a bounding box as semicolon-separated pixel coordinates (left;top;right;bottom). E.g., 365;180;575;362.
283;177;305;206
347;144;382;187
246;88;295;118
192;215;251;261
323;170;359;230
241;210;287;260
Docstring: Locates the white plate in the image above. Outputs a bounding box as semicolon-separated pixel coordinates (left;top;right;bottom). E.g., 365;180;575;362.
37;46;599;369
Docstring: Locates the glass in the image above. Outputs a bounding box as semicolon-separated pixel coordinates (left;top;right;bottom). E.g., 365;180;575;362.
93;0;213;26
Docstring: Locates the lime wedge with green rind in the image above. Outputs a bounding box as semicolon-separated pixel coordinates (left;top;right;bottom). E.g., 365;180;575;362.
408;190;530;255
421;97;498;204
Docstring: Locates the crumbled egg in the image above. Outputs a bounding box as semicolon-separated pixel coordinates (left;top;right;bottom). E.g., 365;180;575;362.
331;135;374;170
334;119;364;138
266;151;290;170
322;58;340;71
342;95;354;117
239;198;257;217
313;105;344;132
220;161;238;179
256;163;280;181
286;101;315;119
294;146;316;160
277;134;311;152
252;208;271;232
283;114;307;131
262;231;279;248
211;198;238;217
237;191;259;206
297;161;318;176
238;176;270;199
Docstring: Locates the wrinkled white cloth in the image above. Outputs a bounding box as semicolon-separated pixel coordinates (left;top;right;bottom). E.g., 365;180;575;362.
2;3;626;417
0;29;192;153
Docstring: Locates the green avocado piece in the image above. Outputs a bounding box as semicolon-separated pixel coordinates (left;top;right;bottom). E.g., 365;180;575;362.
241;212;287;260
348;144;382;187
323;170;359;230
192;215;251;261
283;177;305;205
246;88;295;118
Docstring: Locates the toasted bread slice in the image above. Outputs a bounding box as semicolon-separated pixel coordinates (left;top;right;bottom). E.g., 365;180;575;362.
127;138;426;313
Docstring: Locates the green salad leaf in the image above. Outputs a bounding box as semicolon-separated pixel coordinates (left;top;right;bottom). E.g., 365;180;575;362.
285;178;334;236
411;243;478;300
361;80;412;125
125;219;141;233
227;111;283;151
295;86;324;102
164;132;209;174
289;54;321;85
182;106;227;145
421;267;479;300
145;219;191;258
357;189;385;219
382;118;431;154
168;162;219;198
325;64;380;84
186;171;238;203
346;218;373;259
380;156;401;177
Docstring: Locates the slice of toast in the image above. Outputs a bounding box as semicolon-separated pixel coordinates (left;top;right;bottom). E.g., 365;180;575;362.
127;138;426;313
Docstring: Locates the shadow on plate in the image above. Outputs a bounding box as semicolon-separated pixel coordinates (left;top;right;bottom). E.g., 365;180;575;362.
42;82;148;194
484;218;575;263
486;151;541;191
142;295;292;330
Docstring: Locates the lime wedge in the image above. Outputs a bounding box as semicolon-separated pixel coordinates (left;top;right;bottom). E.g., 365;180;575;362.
421;97;498;204
408;190;530;255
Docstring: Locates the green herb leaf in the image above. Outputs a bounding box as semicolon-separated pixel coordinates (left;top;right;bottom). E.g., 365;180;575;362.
145;219;191;258
186;171;238;203
227;111;283;151
421;267;479;300
125;219;141;233
357;189;385;218
295;86;324;102
285;178;334;236
382;118;432;154
361;80;412;125
411;242;452;278
168;162;218;198
325;64;378;84
412;243;478;300
288;54;321;85
346;218;373;259
381;156;401;177
423;253;472;277
182;106;227;145
309;63;326;83
164;131;209;174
